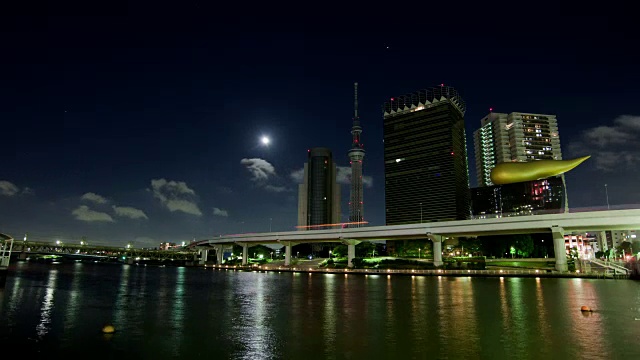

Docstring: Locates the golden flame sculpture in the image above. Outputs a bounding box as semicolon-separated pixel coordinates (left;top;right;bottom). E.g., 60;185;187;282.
490;156;590;185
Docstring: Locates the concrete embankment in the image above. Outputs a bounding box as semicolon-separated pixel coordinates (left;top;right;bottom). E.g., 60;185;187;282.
204;264;629;279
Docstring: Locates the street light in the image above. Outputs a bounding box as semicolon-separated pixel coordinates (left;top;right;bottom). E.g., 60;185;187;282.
127;244;131;249
604;184;610;210
56;240;60;245
271;252;273;260
419;248;421;258
297;251;300;258
329;250;332;259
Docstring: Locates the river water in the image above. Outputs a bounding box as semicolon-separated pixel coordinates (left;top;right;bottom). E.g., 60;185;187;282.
0;262;639;359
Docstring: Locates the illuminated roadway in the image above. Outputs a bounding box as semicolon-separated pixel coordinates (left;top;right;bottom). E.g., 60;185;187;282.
191;209;640;272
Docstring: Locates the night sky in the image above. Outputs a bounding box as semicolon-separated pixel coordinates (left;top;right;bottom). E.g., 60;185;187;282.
1;4;639;246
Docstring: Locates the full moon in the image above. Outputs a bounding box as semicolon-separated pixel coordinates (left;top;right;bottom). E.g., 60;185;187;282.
260;136;270;145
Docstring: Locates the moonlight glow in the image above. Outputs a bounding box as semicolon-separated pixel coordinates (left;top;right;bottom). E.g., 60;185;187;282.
260;136;270;146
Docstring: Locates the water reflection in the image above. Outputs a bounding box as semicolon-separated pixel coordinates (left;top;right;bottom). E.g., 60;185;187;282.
534;277;551;348
170;267;186;356
63;263;83;335
506;278;529;357
36;269;58;338
2;264;640;359
113;265;130;329
323;274;337;359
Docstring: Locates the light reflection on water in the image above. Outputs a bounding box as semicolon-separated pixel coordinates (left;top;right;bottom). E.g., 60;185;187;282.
0;263;639;359
36;269;57;338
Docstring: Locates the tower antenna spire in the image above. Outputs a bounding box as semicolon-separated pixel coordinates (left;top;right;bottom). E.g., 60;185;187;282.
348;82;365;228
354;82;359;121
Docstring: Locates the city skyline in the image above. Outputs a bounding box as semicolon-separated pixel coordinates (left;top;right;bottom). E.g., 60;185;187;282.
2;12;640;246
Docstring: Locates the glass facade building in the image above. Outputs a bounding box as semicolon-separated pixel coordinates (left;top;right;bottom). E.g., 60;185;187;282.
470;176;565;218
382;85;471;224
297;148;341;230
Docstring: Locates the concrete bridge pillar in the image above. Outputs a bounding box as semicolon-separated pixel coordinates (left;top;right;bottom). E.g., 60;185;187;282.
242;244;248;265
278;241;296;266
285;243;292;266
552;226;567;272
198;249;208;265
342;239;361;268
427;234;444;267
214;245;224;265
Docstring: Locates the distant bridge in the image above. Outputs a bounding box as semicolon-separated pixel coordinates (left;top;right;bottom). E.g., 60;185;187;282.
190;209;640;272
9;241;198;261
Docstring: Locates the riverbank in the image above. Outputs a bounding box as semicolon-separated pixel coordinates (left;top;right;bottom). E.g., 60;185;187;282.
206;264;630;279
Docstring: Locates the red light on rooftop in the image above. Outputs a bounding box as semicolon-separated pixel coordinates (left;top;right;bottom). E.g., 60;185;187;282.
489;107;493;112
451;152;455;155
390;97;395;101
440;83;444;87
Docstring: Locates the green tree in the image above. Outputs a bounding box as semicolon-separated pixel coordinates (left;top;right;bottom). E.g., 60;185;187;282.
458;237;482;255
356;242;376;257
332;244;347;257
617;241;633;257
632;241;640;254
512;234;534;258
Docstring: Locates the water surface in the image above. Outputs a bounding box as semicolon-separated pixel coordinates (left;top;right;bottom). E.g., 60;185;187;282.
1;262;639;359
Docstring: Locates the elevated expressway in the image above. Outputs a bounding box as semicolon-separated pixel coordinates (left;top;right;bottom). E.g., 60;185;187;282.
191;209;640;272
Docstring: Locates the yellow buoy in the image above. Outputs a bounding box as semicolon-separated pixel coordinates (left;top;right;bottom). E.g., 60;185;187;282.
580;306;592;312
102;324;116;334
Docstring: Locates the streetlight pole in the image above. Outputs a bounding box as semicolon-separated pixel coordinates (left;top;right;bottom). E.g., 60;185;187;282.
604;184;610;210
419;248;421;259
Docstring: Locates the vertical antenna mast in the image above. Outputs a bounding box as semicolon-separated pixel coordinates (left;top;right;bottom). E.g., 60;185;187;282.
348;82;365;227
354;82;358;120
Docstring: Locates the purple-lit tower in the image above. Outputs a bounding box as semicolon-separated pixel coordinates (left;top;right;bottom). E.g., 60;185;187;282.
348;82;365;227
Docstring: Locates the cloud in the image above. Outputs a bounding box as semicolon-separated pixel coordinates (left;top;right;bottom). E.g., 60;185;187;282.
290;166;373;187
134;237;158;247
217;186;233;194
0;181;20;196
151;178;202;216
290;168;305;183
213;207;229;217
72;205;114;222
113;205;148;220
568;115;640;171
336;166;374;188
81;192;108;204
264;185;288;192
240;158;276;181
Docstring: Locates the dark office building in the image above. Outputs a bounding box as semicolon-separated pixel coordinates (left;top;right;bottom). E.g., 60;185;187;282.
470;176;565;217
297;148;341;230
383;85;471;225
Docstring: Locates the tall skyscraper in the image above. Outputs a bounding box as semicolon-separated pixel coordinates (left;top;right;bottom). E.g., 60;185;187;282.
297;148;341;230
474;111;562;187
383;85;471;225
348;82;365;227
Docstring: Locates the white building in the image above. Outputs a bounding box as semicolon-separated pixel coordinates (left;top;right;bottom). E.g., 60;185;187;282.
474;111;562;187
